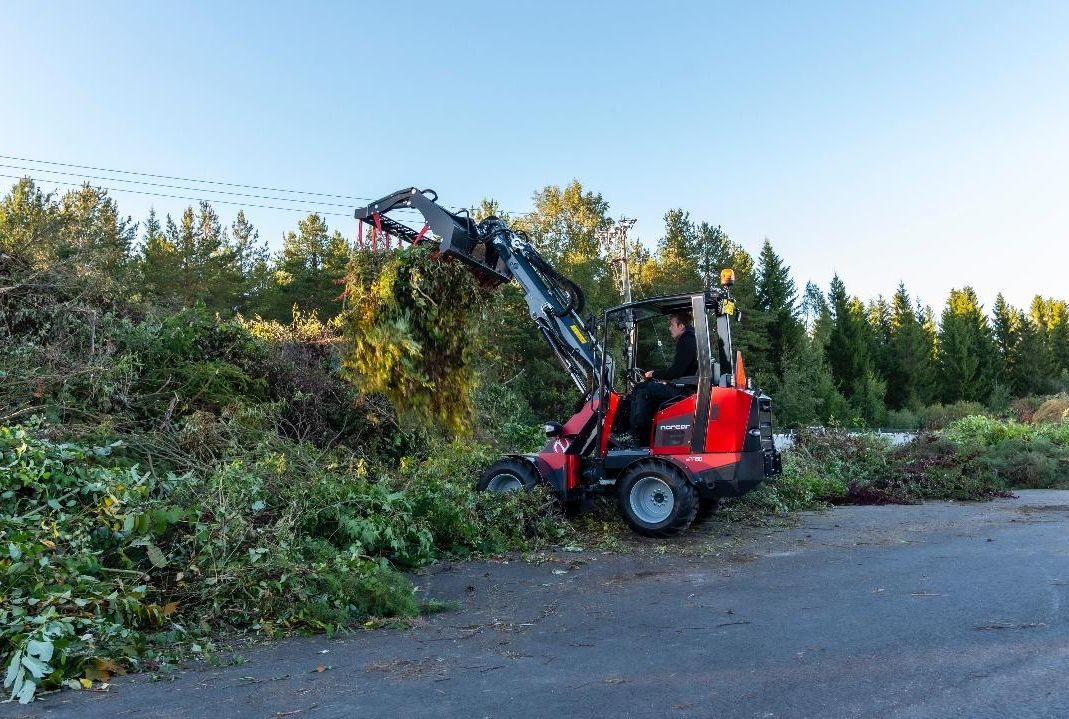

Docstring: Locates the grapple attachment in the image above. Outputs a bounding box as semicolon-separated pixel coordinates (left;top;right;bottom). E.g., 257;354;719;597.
354;188;512;288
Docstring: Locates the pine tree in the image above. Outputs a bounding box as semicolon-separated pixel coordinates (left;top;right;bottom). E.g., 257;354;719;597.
230;210;269;314
57;184;136;290
267;213;351;320
0;178;61;266
140;208;183;303
644;209;702;296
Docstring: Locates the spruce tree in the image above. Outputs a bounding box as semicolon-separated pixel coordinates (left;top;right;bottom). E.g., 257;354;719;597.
867;294;894;399
886;283;935;410
825;275;873;400
1050;301;1069;378
991;293;1019;395
802;281;832;349
695;221;731;290
936;287;995;403
1013;311;1049;396
755;239;803;378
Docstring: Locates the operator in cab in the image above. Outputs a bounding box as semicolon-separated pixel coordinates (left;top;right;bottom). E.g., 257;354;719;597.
626;311;698;447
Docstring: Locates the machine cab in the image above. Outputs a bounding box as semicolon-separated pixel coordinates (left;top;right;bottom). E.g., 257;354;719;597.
598;282;742;450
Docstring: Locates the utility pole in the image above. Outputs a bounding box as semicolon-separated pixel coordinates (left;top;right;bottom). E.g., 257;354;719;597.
597;217;639;384
596;217;637;304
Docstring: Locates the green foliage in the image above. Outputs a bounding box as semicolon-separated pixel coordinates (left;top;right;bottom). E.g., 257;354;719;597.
1;426;168;702
884;408;922;431
825;275;875;405
914;401;989;430
342;246;491;433
974;438;1069;489
932;415;1069;490
262;213;351;321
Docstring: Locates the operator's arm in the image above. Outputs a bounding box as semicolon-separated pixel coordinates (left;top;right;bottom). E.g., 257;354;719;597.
651;331;697;381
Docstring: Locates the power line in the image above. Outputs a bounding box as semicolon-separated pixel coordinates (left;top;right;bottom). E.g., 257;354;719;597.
0;162;363;211
0;153;484;214
0;152;535;219
0;172;353;218
0;153;377;202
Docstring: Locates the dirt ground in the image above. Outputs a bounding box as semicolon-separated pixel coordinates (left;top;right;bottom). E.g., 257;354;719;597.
6;490;1069;719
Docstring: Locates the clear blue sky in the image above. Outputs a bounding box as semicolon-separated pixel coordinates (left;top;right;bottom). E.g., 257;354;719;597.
4;1;1067;313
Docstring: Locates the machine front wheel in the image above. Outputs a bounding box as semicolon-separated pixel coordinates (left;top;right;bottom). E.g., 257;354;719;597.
477;458;542;493
617;460;697;537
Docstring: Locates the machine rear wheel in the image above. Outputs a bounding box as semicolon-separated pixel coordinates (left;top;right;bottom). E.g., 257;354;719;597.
477;458;541;493
617;460;697;537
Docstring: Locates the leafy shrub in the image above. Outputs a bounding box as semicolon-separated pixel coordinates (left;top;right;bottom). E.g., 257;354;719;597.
940;415;1035;447
885;408;922;431
879;433;1009;501
975;437;1069;489
1;426;169;702
916;401;989;430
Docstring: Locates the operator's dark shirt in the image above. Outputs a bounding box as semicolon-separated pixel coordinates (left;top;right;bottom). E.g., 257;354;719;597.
651;327;698;381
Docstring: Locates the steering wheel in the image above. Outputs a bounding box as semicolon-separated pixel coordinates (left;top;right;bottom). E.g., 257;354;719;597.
629;367;647;384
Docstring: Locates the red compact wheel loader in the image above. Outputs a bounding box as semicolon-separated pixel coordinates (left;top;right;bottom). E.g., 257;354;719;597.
355;188;781;537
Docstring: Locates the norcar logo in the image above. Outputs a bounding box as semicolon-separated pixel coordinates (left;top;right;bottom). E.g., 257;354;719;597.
659;424;690;431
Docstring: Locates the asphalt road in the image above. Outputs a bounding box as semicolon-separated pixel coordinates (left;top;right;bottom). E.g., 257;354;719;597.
7;490;1069;719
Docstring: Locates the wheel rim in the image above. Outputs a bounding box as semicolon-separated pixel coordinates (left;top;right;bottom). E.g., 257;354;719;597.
487;472;524;492
630;475;675;524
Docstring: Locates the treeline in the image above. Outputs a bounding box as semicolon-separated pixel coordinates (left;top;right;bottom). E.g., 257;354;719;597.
2;177;1066;429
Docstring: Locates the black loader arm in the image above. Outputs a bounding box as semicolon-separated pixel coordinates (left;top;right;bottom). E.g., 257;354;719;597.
356;188;611;395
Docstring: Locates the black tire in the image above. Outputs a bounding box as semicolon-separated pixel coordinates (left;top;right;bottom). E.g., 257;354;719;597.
616;460;698;537
693;497;721;524
477;458;541;493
